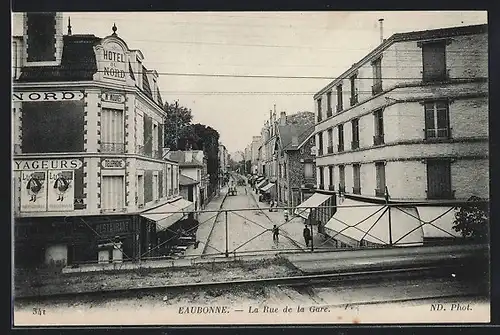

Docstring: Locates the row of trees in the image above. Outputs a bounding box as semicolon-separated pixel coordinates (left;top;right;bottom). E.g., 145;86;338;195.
163;101;220;195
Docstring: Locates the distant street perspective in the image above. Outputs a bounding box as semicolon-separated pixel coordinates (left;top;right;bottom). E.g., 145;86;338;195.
12;10;489;325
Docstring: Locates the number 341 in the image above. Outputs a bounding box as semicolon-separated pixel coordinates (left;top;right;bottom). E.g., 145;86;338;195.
33;308;46;315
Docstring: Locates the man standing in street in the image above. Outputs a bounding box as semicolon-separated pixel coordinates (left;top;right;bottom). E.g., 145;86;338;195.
303;226;311;247
272;224;279;244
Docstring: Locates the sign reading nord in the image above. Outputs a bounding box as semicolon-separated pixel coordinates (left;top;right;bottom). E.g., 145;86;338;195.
12;91;84;102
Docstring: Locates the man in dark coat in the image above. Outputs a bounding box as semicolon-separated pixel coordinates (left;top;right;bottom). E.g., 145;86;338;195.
303;226;312;247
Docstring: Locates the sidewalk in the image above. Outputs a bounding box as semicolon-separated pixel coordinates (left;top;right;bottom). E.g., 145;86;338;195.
184;187;228;257
246;185;337;252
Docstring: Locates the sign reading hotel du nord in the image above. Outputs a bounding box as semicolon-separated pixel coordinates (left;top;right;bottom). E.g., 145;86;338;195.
101;41;127;82
12;91;84;102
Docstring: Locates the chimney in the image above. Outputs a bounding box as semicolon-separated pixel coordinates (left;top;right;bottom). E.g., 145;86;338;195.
280;111;287;126
378;18;384;44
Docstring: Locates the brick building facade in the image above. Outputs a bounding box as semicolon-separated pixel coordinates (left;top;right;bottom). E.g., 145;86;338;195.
312;23;489;248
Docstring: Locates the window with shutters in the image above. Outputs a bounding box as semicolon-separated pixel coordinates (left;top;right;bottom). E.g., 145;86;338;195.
326;92;332;117
352;164;361;194
373;109;384;146
317;98;322;122
317;132;323;156
318;166;324;188
422;41;447;82
426;160;452;199
351;118;359;150
338;165;345;193
328;166;334;191
101;108;125;153
304;163;314;178
372;57;382;95
350;74;358;106
337;124;344;152
336;84;343;112
327;128;333;154
375;162;386;197
101;175;125;211
424;101;450;140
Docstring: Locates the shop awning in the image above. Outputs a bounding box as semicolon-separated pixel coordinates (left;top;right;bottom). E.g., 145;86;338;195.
140;204;185;232
416;206;460;238
324;199;423;247
256;179;268;189
261;183;275;193
171;198;195;213
140;198;194;231
294;193;333;219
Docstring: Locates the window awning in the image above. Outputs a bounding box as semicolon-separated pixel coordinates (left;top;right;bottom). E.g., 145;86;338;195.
416;206;460;238
294;193;332;219
140;198;194;231
256;179;268;189
261;183;275;193
324;199;423;247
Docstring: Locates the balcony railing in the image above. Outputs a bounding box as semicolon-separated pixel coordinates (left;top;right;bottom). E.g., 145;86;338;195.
326;108;333;118
351;140;359;150
336;105;343;113
338;185;346;194
327;146;334;154
317;113;322;122
350;94;358;106
337;144;344;152
328;184;335;191
375;188;386;197
425;128;450;140
101;142;125;153
319;184;325;190
352;187;361;195
373;135;385;146
372;81;382;95
318;146;324;156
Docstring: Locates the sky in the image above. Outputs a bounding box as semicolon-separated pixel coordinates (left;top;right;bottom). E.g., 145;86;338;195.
12;11;487;154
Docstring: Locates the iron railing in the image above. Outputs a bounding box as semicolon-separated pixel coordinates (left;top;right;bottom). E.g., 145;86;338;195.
101;142;125;153
44;182;488;267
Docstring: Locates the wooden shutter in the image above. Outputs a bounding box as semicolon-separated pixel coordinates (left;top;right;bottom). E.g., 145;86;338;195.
426;160;451;199
159;170;163;198
144;170;153;203
422;42;446;82
158;123;163;157
143;115;152;155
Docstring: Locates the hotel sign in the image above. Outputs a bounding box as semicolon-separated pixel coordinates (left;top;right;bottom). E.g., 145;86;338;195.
12;91;84;102
102;41;127;82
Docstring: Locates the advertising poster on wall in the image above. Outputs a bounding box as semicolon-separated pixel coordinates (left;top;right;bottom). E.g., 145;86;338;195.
47;170;74;211
20;171;47;212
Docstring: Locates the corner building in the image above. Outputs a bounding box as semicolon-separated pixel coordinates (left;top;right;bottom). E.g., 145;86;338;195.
312;24;488;247
12;13;186;267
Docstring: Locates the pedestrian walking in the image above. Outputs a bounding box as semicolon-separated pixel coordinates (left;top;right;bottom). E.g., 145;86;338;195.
283;208;289;221
272;224;279;244
303;226;311;247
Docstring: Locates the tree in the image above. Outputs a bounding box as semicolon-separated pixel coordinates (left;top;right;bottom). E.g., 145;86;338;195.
452;196;489;243
192;124;220;194
163;101;196;150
